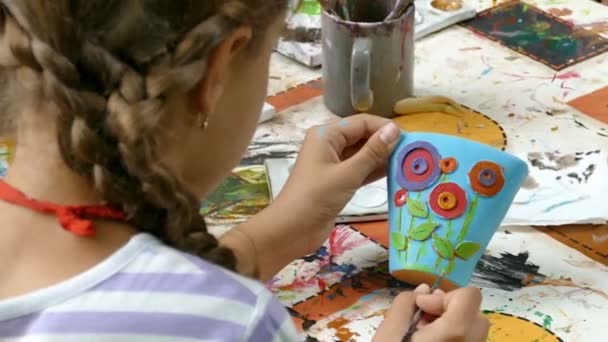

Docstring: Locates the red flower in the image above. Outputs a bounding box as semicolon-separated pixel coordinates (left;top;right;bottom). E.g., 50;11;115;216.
429;182;467;219
468;161;505;197
394;189;408;207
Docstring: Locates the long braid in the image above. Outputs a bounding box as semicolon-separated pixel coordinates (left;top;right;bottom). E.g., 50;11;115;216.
0;0;287;271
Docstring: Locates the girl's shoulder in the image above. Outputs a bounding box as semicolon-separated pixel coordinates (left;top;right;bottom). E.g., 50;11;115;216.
0;234;299;341
123;234;299;340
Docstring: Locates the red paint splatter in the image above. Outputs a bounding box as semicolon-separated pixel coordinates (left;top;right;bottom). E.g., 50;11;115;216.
273;226;367;293
329;225;367;256
554;71;580;81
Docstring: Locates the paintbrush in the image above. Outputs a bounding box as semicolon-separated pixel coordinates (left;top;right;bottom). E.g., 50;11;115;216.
401;271;446;342
385;0;414;21
337;0;351;21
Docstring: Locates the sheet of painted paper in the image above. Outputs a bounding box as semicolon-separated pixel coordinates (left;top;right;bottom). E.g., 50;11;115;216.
199;165;270;225
504;149;608;226
461;1;608;70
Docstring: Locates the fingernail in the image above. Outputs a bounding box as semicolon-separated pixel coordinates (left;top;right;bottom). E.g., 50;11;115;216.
414;283;431;294
379;123;400;144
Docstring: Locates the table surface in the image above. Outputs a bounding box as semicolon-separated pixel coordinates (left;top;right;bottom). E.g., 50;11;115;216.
217;0;608;341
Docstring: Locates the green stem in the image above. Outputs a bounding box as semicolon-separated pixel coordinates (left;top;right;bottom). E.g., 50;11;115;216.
415;243;425;263
457;195;479;243
434;257;442;271
404;192;422;266
398;206;403;262
446;220;454;240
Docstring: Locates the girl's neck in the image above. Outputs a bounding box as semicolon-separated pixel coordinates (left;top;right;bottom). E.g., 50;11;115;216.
0;112;136;300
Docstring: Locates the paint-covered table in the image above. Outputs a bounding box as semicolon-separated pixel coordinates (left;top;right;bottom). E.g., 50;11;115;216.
206;0;608;341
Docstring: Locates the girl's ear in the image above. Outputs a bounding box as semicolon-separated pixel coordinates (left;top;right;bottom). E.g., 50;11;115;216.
193;25;253;115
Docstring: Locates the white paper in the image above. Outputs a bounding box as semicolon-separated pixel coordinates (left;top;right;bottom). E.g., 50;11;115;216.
503;150;608;226
258;102;276;124
265;158;388;223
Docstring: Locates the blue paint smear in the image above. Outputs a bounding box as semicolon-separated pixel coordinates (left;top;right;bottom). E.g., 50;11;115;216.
543;197;585;212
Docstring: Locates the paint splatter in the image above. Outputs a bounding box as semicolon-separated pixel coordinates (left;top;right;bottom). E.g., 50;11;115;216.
459;46;482;51
329;225;368;256
534;311;554;329
472;252;547;291
527;152;579;171
271;226;368;294
318;126;326;137
543;196;588;213
547;8;572;17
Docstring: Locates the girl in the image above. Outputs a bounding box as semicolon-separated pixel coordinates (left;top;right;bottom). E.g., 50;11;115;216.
0;1;489;341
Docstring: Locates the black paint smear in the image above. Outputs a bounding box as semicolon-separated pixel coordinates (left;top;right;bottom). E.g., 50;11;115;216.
472;252;546;291
574;119;589;129
598;132;608;138
583;164;596;182
567;172;582;183
305;336;321;342
288;307;317;331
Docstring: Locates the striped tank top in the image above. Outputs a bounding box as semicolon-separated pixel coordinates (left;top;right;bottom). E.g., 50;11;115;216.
0;234;299;341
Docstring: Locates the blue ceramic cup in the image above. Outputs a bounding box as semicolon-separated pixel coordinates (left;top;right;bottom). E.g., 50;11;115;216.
388;132;528;290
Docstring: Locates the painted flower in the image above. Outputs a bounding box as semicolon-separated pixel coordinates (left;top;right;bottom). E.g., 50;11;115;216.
396;141;441;191
440;157;458;174
429;182;467;219
394;189;408;207
468;161;505;197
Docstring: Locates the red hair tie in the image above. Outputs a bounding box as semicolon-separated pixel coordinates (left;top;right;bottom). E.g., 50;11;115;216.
0;180;125;237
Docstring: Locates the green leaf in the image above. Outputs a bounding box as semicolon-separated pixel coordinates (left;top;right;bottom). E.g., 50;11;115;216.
407;198;428;218
455;241;481;260
432;234;455;260
391;232;408;250
409;222;441;241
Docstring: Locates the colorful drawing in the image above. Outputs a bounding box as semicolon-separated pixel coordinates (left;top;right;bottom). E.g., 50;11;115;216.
461;1;608;70
200;165;270;223
388;132;528;289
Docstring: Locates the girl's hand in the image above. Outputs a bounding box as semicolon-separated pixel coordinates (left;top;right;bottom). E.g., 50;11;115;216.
275;115;401;252
224;115;401;280
374;286;490;342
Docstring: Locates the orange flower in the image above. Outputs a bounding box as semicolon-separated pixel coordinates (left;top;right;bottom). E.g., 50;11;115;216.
468;161;505;197
440;157;458;174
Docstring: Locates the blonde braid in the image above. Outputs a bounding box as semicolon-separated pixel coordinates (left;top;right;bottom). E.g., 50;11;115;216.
0;0;288;271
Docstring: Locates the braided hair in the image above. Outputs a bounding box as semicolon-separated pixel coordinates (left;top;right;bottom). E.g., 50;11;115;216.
0;0;289;271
